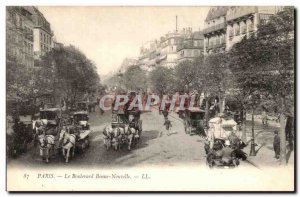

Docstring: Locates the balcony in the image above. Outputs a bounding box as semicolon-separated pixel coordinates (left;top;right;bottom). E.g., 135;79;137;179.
226;7;257;22
241;26;247;34
207;42;225;50
235;28;240;36
203;23;226;35
177;42;203;51
248;23;255;32
229;29;234;37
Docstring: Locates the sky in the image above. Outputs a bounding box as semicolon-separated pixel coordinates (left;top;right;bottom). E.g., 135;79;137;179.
38;6;209;77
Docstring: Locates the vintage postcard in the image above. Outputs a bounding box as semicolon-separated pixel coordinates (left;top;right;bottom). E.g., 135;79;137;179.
6;6;295;192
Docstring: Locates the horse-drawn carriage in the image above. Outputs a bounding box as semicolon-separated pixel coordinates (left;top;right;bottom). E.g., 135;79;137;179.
72;111;90;129
183;107;206;136
36;107;92;163
7;115;34;157
71;111;91;152
75;101;88;112
39;108;61;128
204;114;247;168
103;109;142;151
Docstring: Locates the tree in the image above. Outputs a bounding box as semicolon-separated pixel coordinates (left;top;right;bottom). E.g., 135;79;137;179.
149;66;175;95
123;65;147;92
256;7;294;165
174;60;196;93
228;7;294;164
37;45;100;105
203;52;231;122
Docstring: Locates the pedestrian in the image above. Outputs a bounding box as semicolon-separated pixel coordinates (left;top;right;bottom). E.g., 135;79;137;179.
163;117;172;136
273;130;280;159
262;110;268;126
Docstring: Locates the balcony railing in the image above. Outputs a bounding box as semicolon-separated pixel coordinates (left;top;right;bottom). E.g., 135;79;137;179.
235;28;240;36
226;7;257;22
207;42;225;49
248;23;255;32
241;26;247;34
229;29;234;37
203;23;226;34
177;43;204;51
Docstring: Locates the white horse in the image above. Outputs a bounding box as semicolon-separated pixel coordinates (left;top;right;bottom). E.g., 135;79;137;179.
111;127;121;151
38;134;55;163
128;127;139;147
59;127;76;163
103;126;113;150
111;127;135;151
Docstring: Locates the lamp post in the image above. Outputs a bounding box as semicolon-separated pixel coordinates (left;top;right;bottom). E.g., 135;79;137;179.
249;106;256;156
248;94;259;156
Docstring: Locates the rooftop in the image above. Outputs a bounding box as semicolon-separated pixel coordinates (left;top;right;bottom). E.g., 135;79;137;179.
205;7;229;22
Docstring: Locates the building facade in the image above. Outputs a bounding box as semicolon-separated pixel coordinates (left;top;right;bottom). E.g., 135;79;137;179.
6;6;35;68
31;7;53;60
136;27;193;71
177;31;204;62
203;7;228;55
226;6;278;51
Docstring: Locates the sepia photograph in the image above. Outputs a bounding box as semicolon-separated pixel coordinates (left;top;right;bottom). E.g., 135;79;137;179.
5;5;295;192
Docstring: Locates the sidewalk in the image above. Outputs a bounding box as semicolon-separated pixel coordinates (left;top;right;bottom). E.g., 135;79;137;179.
241;119;294;169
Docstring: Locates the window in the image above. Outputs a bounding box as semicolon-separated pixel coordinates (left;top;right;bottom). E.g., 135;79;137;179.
241;21;247;34
235;24;240;36
248;19;255;32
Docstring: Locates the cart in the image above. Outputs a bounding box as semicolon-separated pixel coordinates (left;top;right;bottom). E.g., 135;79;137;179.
183;107;206;136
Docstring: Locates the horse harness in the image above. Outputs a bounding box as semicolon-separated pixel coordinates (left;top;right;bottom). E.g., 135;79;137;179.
63;133;76;146
40;135;55;148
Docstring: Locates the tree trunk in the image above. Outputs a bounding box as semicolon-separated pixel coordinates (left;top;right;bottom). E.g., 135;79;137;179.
251;108;255;140
218;91;222;113
241;108;247;143
204;92;209;127
280;97;287;165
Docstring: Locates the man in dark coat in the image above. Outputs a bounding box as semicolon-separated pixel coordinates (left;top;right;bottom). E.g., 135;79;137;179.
273;130;280;159
163;117;172;136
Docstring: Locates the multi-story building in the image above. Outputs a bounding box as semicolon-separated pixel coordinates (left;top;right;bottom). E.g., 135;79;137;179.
137;27;193;70
226;6;279;50
159;30;186;67
177;31;204;62
203;7;228;55
6;6;35;68
31;7;53;60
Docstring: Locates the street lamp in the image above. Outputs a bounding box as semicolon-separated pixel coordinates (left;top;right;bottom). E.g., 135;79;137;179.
248;94;260;156
249;106;256;156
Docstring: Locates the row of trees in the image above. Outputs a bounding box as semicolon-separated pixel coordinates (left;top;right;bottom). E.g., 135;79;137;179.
36;45;100;104
7;44;101;113
107;7;294;164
